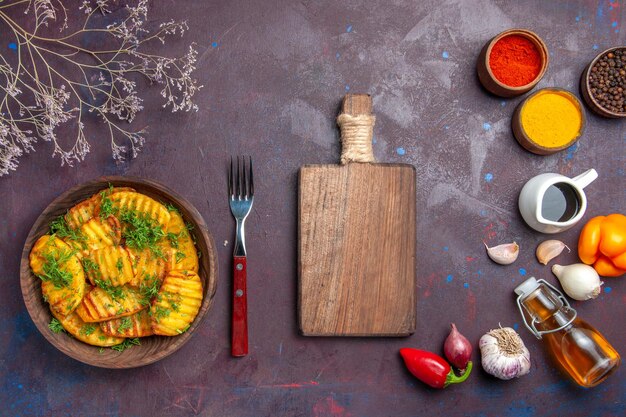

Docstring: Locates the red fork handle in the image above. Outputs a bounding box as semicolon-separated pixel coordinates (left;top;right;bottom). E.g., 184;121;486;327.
232;256;248;357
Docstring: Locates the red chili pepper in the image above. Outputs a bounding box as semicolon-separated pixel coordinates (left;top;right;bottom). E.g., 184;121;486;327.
400;348;472;389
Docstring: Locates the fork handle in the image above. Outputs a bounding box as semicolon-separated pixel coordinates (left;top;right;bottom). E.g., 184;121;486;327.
232;256;248;357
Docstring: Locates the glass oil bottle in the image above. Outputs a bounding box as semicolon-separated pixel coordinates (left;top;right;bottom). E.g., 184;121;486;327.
514;277;620;388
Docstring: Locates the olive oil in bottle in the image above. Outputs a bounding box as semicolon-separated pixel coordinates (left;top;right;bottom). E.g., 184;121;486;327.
514;277;620;387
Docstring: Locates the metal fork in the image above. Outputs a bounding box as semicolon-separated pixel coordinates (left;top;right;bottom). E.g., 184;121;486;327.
228;156;254;357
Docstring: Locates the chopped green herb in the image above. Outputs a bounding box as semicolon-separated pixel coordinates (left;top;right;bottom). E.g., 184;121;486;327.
80;325;96;336
117;317;132;333
38;250;74;289
176;325;190;334
167;232;181;249
188;226;197;244
111;337;141;352
165;203;179;213
185;222;197;243
98;335;106;341
49;318;65;333
120;210;165;258
99;185;117;219
116;258;124;272
95;279;125;301
99;196;115;219
50;216;86;242
82;257;100;275
153;306;170;323
175;251;186;264
139;275;160;306
111;338;140;352
116;307;125;315
165;292;182;312
99;348;105;354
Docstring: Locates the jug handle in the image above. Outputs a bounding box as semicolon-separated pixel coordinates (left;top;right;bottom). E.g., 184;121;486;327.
572;169;598;189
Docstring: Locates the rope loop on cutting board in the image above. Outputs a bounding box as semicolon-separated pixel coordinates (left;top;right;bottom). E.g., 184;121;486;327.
337;114;376;165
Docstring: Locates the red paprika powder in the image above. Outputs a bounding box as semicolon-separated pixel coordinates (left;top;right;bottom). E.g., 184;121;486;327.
489;35;542;87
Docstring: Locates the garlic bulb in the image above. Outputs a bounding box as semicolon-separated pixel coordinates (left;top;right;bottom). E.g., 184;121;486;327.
536;240;570;265
484;242;519;265
552;263;603;301
479;327;531;380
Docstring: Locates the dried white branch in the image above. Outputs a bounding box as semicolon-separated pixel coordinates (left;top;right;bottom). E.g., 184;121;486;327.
0;0;201;175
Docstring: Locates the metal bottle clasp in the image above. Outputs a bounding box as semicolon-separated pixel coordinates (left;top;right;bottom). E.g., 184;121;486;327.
516;279;578;339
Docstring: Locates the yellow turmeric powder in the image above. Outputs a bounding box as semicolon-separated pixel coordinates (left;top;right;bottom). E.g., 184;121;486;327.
520;90;583;148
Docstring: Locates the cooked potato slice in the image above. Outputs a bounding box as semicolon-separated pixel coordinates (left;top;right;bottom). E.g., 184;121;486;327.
65;196;98;230
79;216;122;251
29;235;70;275
64;216;121;255
160;209;199;273
82;246;134;287
151;270;203;336
75;285;147;323
109;191;171;230
100;309;154;338
30;235;85;316
126;247;171;288
42;267;85;317
52;310;124;347
65;186;134;229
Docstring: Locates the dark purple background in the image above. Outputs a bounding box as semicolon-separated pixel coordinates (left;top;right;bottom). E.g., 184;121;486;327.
1;1;624;416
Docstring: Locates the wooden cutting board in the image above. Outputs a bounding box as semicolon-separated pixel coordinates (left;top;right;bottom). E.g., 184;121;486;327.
298;94;416;336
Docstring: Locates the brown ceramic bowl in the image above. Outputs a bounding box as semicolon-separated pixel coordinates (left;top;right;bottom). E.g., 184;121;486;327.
512;88;586;155
580;46;626;118
20;177;218;368
477;29;549;97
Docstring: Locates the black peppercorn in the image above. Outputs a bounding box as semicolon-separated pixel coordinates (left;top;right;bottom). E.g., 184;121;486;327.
588;48;626;113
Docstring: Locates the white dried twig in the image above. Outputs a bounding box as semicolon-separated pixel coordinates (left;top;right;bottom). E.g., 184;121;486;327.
0;0;201;175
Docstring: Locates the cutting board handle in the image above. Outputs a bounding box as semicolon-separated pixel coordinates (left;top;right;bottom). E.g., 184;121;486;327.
337;94;376;165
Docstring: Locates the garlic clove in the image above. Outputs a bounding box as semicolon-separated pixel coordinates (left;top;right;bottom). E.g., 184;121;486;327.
484;242;519;265
536;240;570;265
552;263;603;301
